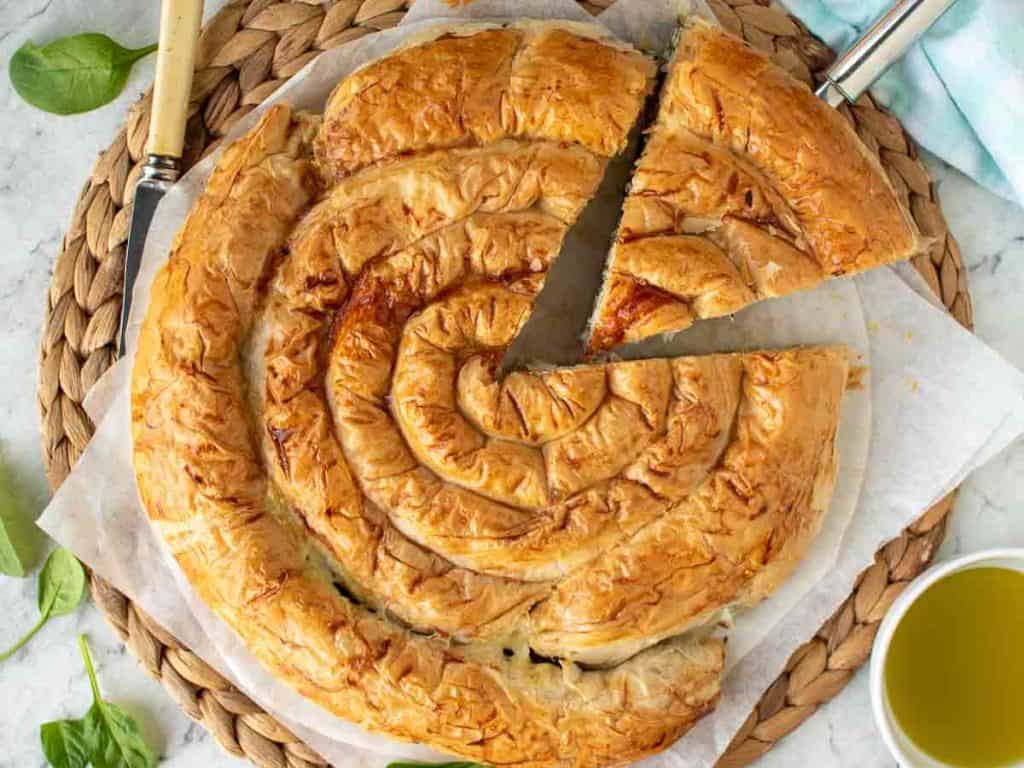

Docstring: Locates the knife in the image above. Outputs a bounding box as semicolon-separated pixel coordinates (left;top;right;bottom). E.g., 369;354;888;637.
500;0;958;373
118;0;204;358
815;0;959;107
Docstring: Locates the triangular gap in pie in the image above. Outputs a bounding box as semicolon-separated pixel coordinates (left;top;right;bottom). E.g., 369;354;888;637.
587;20;924;353
131;21;848;767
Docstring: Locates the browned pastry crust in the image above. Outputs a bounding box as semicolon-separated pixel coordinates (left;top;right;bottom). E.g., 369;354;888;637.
132;23;848;767
531;348;847;664
259;141;606;641
316;22;657;180
588;21;922;352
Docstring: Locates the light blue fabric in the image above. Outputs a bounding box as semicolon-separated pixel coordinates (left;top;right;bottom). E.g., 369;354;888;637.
782;0;1024;205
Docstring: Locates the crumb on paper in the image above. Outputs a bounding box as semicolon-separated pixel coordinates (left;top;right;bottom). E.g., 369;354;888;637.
905;331;914;342
907;377;919;393
846;365;867;391
869;320;880;334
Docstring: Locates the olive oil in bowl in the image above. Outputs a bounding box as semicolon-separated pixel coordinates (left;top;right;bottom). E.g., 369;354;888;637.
884;566;1024;768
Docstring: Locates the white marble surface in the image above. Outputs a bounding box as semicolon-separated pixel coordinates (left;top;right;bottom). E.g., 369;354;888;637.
0;1;1021;767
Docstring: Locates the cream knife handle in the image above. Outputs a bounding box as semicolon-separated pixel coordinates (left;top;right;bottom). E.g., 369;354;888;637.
148;0;204;158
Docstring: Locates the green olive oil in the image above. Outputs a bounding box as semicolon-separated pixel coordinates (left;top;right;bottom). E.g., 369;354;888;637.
885;566;1024;768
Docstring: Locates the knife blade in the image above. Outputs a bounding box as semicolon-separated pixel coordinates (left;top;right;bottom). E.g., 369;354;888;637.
117;0;203;358
118;159;181;357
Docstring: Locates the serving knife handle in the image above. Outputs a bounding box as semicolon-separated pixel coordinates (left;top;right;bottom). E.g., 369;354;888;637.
149;0;204;159
815;0;958;107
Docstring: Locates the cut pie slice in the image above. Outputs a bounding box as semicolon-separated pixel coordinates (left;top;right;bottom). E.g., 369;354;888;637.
588;21;923;352
132;21;851;768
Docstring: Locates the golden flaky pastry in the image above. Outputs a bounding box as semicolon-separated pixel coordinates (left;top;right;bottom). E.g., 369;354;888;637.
132;22;852;768
588;21;923;352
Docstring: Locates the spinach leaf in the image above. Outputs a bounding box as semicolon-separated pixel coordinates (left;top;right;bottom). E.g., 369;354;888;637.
41;718;91;768
84;701;156;768
39;547;88;617
0;451;42;577
0;548;86;661
78;635;157;768
9;33;157;115
40;636;158;768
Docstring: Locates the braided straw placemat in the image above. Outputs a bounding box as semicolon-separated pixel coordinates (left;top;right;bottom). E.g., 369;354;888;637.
36;1;973;766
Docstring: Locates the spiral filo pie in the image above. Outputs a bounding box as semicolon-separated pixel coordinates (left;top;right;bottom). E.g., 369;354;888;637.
133;22;854;767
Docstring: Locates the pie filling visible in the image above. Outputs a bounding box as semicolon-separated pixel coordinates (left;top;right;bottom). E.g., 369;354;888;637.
130;20;877;768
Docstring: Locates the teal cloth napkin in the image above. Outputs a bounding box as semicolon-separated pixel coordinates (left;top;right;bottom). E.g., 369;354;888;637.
783;0;1024;205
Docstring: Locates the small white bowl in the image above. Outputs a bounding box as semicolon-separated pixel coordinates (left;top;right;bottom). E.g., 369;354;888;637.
869;547;1024;767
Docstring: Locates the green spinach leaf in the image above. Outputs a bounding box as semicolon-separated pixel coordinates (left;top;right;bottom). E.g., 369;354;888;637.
0;451;42;577
41;718;91;768
39;547;88;617
9;33;157;115
79;636;157;768
40;636;158;768
84;701;156;768
0;548;86;661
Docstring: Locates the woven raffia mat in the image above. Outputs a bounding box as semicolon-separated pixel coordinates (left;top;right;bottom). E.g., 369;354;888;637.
36;1;973;766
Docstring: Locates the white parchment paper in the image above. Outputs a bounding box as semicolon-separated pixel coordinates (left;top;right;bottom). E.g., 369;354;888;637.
38;2;1024;767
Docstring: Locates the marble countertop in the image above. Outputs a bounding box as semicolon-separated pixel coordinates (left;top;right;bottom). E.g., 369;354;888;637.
1;1;1022;767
